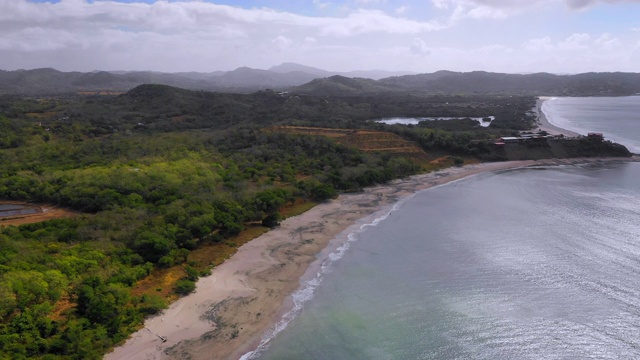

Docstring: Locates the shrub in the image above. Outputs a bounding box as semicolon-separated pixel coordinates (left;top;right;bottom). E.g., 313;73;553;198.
174;279;196;295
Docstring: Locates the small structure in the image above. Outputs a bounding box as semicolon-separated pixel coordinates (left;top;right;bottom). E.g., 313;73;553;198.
587;132;604;139
500;137;520;143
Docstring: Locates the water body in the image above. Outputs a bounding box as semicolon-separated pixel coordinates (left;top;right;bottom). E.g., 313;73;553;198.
256;162;640;359
542;96;640;153
376;116;495;128
0;203;39;217
243;97;640;359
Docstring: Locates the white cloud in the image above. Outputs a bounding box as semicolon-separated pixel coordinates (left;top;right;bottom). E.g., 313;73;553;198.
272;35;293;50
318;9;445;36
431;0;640;17
564;0;640;9
396;5;409;14
313;0;331;10
0;0;638;73
522;37;554;52
595;33;621;49
410;38;431;55
558;33;591;50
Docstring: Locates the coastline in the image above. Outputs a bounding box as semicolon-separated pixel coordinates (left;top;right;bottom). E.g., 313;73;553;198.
534;97;581;137
105;157;637;360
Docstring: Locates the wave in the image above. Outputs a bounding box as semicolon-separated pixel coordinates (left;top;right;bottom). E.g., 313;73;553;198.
239;198;409;360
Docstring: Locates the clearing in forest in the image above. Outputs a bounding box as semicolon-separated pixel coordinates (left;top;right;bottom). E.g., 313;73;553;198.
267;126;430;160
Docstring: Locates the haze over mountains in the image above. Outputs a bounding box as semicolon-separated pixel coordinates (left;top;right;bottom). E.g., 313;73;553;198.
1;63;640;97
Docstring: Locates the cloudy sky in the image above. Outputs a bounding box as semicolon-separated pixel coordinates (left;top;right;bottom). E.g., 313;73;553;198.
2;0;640;74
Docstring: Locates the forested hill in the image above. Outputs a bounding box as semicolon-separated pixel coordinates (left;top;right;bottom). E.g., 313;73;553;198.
295;71;640;97
2;66;640;96
377;71;640;96
0;84;632;359
0;65;410;95
53;84;540;132
292;76;402;97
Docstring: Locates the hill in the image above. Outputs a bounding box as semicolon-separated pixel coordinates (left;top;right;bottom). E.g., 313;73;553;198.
292;75;402;96
2;65;640;96
379;71;640;96
0;64;413;95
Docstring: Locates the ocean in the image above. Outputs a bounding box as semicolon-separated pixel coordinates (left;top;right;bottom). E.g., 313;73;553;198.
246;98;640;360
542;96;640;153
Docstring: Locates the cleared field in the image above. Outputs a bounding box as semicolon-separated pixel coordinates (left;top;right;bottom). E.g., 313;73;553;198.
267;126;430;160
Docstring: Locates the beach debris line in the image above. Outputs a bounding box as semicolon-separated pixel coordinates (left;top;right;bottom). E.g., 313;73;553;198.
146;328;167;343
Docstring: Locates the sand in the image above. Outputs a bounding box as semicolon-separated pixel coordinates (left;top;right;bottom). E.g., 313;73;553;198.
533;97;581;137
105;155;639;360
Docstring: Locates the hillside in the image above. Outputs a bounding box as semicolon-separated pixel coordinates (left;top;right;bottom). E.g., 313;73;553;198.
292;75;402;96
267;126;431;161
3;65;640;96
489;137;631;160
0;64;412;95
379;71;640;96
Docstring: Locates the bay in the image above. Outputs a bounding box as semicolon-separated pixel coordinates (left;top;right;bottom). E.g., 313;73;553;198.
542;96;640;153
257;162;640;360
249;96;640;360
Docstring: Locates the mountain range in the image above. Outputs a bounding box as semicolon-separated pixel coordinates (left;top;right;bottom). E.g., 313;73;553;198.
1;63;639;97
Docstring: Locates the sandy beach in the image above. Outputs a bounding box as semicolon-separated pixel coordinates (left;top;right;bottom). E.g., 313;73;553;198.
533;97;581;137
105;155;638;360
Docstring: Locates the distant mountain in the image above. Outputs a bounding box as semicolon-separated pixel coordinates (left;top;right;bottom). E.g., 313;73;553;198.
212;67;318;90
0;68;206;95
268;62;414;80
344;69;415;80
292;75;402;96
1;66;639;96
269;63;332;77
379;71;640;96
1;64;391;95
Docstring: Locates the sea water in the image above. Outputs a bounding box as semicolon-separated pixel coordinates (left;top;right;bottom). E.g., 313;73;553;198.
246;98;640;359
542;96;640;153
253;162;640;360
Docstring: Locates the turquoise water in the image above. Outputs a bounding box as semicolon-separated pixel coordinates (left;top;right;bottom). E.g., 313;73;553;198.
542;96;640;153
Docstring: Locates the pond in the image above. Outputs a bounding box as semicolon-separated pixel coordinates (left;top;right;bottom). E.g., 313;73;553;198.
376;116;495;127
0;203;41;217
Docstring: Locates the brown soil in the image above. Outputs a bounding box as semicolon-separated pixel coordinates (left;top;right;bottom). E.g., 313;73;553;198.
266;126;431;161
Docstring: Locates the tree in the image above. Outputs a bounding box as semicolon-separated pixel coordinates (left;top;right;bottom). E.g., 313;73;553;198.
261;213;281;228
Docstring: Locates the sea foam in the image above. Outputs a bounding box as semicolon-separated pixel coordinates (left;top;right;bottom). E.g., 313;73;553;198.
239;198;408;360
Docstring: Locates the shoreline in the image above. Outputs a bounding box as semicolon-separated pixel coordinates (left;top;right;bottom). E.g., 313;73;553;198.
105;157;638;360
534;97;581;137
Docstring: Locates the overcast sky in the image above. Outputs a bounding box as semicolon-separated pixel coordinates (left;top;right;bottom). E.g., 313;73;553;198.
2;0;640;74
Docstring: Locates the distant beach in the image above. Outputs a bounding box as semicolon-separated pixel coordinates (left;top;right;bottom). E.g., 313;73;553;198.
105;155;638;360
534;97;580;137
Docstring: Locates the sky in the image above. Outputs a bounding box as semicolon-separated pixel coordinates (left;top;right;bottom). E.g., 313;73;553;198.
1;0;640;74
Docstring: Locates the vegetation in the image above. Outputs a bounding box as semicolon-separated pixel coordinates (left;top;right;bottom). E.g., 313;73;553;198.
3;67;640;96
0;85;630;359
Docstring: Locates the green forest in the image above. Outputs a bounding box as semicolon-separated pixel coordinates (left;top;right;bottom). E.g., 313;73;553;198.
0;87;630;359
